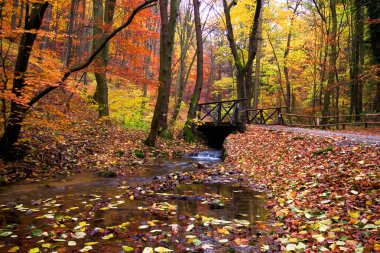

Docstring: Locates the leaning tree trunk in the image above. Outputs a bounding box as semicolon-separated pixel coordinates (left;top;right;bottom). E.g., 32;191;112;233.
0;2;49;158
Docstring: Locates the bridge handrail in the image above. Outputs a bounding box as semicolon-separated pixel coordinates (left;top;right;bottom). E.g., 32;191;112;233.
244;106;288;112
281;113;380;128
198;98;246;106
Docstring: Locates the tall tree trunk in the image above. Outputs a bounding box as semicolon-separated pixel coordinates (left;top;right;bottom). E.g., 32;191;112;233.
65;0;76;66
267;32;286;106
283;0;301;113
183;0;203;142
0;2;49;158
146;0;179;146
366;0;380;111
322;0;337;122
17;0;24;28
252;9;262;111
351;0;364;118
171;3;195;126
11;0;18;29
92;0;116;118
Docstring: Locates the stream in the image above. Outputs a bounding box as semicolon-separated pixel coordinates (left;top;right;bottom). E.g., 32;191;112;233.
0;150;268;252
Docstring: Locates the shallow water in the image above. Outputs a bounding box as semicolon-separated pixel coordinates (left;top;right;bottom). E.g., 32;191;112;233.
0;150;268;252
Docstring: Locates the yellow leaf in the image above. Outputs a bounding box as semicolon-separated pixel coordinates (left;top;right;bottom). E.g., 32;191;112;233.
122;245;134;251
217;227;230;235
102;233;114;240
348;210;360;219
186;224;194;232
154;246;173;252
41;243;51;248
8;246;20;252
85;242;98;246
29;248;40;253
142;247;154;253
147;221;155;226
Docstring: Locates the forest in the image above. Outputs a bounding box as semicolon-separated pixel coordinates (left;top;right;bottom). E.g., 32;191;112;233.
0;0;379;252
0;0;379;156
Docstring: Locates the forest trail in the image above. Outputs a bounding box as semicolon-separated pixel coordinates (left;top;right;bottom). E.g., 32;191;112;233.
262;125;380;146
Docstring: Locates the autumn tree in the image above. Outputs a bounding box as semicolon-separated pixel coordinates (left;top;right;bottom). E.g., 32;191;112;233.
222;0;262;114
92;0;116;118
0;0;157;158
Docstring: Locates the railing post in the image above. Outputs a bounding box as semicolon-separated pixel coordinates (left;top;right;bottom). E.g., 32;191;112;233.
217;103;222;125
277;108;282;124
259;109;264;124
234;102;239;124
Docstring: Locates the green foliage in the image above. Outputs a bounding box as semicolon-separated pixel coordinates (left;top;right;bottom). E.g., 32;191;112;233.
213;77;236;100
313;146;334;156
96;170;117;178
108;84;152;131
183;120;195;143
134;149;145;158
159;129;172;139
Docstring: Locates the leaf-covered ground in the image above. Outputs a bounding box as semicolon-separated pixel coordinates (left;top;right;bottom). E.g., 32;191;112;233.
223;125;380;252
0;92;201;184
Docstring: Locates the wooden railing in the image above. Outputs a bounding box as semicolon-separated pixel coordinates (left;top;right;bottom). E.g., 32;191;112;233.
197;98;246;125
245;107;287;125
281;113;380;129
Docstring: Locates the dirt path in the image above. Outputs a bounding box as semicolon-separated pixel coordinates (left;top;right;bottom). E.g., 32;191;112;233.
262;125;380;146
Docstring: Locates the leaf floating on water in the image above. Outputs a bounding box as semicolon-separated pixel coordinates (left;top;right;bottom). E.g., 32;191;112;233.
186;224;194;232
32;229;42;236
41;243;51;248
122;245;134;252
8;246;19;252
74;232;87;239
192;239;202;246
0;231;12;237
142;247;154;253
85;242;99;246
218;239;228;244
102;233;114;240
68;241;77;246
79;246;93;252
28;248;40;253
154;247;173;252
201;244;214;250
